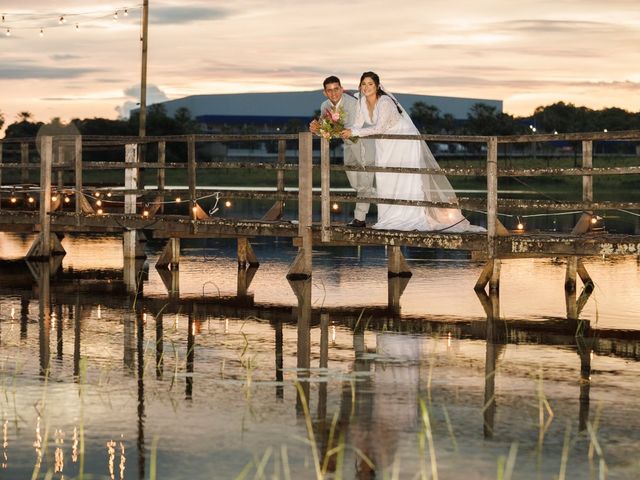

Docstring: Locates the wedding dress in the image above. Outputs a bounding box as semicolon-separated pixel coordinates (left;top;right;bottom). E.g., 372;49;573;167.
350;92;485;232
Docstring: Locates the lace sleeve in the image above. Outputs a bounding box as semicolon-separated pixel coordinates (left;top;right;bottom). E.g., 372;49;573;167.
351;96;401;136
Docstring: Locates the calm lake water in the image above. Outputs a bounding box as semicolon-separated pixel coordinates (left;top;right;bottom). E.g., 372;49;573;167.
0;230;639;479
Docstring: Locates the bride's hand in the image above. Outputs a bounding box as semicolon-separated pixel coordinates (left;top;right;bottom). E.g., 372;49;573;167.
340;129;352;139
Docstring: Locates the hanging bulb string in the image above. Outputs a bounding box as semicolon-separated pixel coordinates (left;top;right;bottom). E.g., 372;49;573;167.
0;5;141;32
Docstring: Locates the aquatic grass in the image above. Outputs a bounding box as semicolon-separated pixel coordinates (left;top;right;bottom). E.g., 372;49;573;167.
149;435;160;480
558;422;571;480
441;405;458;452
418;398;438;480
496;442;518;480
535;367;554;451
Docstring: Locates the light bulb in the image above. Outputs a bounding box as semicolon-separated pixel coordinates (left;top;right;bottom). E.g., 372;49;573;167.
51;195;58;202
39;28;44;37
97;208;103;215
94;191;101;197
517;222;524;230
124;9;129;16
75;23;79;30
5;28;10;36
58;16;65;24
10;195;17;204
96;199;102;207
590;216;598;224
331;202;339;211
175;196;181;203
106;192;112;197
113;11;119;20
224;200;232;208
64;196;70;203
143;210;149;217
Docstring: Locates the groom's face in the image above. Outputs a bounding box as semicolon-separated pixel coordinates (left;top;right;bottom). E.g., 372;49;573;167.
323;82;343;105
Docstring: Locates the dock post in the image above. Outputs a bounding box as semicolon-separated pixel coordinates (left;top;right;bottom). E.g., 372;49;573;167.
124;143;141;258
156;238;180;270
476;137;500;292
287;132;313;280
320;137;331;242
262;139;286;220
25;136;53;260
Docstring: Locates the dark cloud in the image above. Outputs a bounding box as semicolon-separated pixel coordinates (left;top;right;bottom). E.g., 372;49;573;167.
494;19;628;35
0;62;101;80
50;54;83;61
150;6;232;25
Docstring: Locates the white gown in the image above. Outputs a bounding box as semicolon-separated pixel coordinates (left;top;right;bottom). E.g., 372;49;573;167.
351;94;485;232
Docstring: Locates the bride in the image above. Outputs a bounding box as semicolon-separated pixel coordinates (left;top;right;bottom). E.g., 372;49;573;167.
341;71;485;232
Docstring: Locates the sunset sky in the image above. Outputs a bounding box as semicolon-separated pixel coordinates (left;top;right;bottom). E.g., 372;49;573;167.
1;0;639;130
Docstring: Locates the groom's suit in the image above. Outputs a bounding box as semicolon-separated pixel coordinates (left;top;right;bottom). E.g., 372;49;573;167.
320;93;375;222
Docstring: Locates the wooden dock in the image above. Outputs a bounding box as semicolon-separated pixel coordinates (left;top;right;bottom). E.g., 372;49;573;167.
1;130;640;297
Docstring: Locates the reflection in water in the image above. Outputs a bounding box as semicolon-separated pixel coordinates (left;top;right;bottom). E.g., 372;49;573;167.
1;234;640;478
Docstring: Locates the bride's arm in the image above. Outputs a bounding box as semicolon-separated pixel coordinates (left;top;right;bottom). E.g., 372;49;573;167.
350;96;400;137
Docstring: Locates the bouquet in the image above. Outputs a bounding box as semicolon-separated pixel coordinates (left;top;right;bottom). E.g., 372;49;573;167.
316;107;358;142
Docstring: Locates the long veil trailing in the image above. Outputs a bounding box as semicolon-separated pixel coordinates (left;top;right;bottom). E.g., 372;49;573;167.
366;86;483;232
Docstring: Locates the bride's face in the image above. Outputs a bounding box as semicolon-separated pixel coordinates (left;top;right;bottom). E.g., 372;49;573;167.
360;77;377;98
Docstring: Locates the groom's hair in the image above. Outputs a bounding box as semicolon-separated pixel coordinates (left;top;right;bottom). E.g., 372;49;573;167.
323;76;341;88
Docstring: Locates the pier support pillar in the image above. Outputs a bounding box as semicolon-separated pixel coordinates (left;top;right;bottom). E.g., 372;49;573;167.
387;245;412;277
388;276;410;316
237;238;259;269
475;259;501;293
156;238;180;270
565;257;594;293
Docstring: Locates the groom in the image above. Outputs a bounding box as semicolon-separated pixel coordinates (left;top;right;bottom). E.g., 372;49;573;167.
309;75;374;227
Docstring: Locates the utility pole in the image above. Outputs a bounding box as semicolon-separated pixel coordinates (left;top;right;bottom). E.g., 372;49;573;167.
139;0;149;138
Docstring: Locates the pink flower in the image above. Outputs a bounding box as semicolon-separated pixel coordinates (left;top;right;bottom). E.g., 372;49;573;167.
330;111;340;122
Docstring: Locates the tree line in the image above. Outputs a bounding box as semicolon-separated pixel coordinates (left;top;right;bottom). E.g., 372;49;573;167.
1;101;640;140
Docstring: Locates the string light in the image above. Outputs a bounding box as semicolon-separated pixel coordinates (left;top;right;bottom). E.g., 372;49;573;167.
39;28;44;37
124;9;129;16
113;11;118;21
142;204;149;217
224;200;232;208
10;192;17;204
51;194;58;202
94;191;101;198
58;16;64;25
27;195;35;204
64;196;71;203
331;202;339;211
175;196;181;203
106;191;112;198
97;208;103;215
96;199;102;207
516;216;524;231
75;23;79;31
5;28;10;36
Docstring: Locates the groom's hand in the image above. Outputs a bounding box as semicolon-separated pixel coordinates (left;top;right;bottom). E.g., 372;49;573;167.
340;129;352;139
309;119;319;133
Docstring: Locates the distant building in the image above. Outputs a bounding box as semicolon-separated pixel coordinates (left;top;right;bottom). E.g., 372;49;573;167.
156;90;503;133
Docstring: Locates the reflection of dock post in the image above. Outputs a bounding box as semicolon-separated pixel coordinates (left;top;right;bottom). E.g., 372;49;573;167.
123;258;146;296
480;290;503;439
318;313;329;422
55;304;63;361
38;261;52;377
186;313;195;400
287;132;313;281
387;246;411;315
275;319;284;399
576;335;594;432
73;297;81;378
124;309;136;371
136;308;146;480
156;313;164;379
290;278;312;415
20;295;29;339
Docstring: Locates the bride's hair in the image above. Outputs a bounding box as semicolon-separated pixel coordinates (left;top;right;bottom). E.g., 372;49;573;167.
359;71;402;114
